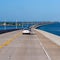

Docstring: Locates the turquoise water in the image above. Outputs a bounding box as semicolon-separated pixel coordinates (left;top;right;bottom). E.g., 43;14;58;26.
37;22;60;36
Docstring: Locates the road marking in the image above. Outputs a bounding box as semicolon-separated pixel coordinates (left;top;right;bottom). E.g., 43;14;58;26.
0;32;22;48
36;36;52;60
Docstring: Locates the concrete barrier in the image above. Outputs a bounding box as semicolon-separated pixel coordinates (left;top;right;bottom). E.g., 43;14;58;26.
35;29;60;46
0;29;19;34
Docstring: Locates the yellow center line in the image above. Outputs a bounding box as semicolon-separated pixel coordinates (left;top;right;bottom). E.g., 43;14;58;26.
0;32;22;48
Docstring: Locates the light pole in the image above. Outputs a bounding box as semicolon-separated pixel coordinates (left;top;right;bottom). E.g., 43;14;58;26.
16;20;18;29
22;22;23;30
4;20;6;30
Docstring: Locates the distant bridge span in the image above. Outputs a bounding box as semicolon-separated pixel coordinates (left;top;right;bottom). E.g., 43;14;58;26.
30;22;54;29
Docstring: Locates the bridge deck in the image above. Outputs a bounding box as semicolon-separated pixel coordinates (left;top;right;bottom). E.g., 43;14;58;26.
0;30;60;60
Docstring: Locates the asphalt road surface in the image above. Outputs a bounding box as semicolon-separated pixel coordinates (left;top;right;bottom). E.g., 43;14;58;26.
0;30;59;60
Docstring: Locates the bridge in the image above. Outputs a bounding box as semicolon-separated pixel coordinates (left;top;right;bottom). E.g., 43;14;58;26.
0;28;60;60
30;22;54;29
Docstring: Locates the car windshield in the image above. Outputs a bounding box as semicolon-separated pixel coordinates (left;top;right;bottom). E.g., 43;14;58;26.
23;28;31;31
23;28;29;30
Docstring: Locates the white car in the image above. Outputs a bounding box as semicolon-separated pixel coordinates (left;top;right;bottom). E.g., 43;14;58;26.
22;29;31;34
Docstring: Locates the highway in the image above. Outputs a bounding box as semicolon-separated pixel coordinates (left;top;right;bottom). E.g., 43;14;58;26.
0;30;60;60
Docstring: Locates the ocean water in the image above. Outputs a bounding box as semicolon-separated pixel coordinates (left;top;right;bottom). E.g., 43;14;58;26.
0;24;33;30
37;22;60;36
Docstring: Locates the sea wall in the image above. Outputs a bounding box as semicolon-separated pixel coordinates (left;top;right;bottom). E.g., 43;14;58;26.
35;29;60;46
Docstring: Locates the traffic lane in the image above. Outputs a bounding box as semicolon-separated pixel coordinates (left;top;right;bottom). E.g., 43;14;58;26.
9;34;48;60
0;30;21;45
0;34;49;60
0;33;23;60
35;29;60;60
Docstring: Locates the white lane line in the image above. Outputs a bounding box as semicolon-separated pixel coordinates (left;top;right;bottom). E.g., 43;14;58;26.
36;35;51;60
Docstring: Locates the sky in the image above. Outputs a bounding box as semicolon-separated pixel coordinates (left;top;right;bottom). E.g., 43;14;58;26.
0;0;60;22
